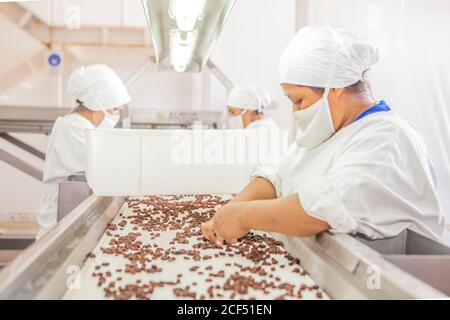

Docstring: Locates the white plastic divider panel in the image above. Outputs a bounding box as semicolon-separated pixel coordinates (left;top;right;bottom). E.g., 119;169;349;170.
86;129;288;196
86;129;142;196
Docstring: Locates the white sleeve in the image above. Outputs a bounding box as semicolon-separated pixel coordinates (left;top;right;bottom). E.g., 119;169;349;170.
298;130;386;234
298;124;441;237
249;142;298;197
53;122;88;174
299;172;359;234
250;164;281;197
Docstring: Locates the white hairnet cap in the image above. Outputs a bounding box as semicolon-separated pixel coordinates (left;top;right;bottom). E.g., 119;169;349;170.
226;86;271;112
67;64;131;111
279;25;379;88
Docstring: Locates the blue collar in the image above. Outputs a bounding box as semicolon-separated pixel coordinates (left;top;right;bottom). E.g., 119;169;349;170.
353;100;391;123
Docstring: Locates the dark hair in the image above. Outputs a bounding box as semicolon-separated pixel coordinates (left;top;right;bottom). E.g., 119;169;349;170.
309;71;372;95
70;99;89;113
346;71;372;94
310;86;325;94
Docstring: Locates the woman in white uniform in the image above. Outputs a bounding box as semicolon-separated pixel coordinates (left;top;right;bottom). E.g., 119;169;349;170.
225;86;278;130
202;25;444;244
36;64;131;239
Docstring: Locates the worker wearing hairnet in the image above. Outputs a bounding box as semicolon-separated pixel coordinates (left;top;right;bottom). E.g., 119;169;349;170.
225;86;278;130
36;64;131;239
202;25;444;245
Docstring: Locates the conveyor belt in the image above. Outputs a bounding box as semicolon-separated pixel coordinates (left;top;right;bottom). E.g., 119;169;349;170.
63;195;327;300
0;194;446;300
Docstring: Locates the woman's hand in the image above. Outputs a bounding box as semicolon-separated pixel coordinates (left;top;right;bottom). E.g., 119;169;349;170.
201;202;250;245
202;195;330;244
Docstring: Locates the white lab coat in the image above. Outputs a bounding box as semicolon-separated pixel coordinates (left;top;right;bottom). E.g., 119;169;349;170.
36;114;94;239
246;118;279;130
252;111;445;241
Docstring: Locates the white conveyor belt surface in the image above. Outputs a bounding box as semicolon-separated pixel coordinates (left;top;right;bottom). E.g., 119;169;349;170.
63;195;327;300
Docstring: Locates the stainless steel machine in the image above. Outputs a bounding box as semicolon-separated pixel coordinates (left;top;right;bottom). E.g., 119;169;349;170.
0;194;448;300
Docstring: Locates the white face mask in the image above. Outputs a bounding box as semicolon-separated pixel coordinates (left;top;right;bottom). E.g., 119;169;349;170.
292;88;335;149
225;110;246;129
98;111;120;128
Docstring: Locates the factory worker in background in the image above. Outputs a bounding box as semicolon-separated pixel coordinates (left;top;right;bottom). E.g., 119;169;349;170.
202;25;444;245
225;86;279;130
36;64;131;239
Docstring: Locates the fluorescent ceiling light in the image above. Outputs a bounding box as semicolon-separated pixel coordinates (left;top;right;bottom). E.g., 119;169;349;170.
168;0;206;32
142;0;236;73
170;30;197;72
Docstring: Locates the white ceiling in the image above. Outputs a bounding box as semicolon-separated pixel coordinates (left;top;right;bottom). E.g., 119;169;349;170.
21;0;147;28
0;13;45;76
0;0;151;95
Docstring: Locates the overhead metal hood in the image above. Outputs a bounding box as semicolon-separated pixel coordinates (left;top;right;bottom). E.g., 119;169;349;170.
141;0;236;73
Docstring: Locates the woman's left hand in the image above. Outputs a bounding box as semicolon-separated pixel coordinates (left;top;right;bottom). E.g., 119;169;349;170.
201;202;250;245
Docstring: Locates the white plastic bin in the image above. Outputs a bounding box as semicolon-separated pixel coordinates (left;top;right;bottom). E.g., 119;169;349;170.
86;129;288;196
